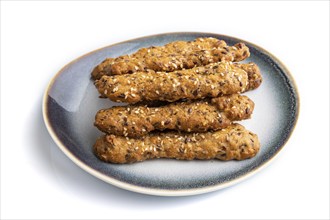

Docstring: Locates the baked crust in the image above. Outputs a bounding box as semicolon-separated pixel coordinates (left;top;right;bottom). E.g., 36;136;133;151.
94;62;260;103
93;124;260;163
94;94;254;137
234;63;262;90
91;37;250;79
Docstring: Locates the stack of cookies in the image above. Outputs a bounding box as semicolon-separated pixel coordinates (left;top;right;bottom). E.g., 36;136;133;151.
91;37;262;164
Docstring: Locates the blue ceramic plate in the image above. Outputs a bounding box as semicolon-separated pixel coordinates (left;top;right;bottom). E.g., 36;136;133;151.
43;32;299;196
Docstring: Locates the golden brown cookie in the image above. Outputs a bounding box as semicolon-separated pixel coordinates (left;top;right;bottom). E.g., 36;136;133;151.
94;62;258;103
91;37;250;79
94;94;254;137
93;124;260;163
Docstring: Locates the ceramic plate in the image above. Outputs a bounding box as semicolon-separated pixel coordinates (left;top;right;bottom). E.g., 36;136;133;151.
43;32;299;196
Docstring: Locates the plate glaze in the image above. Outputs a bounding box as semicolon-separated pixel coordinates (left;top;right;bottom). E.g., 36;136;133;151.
43;32;299;196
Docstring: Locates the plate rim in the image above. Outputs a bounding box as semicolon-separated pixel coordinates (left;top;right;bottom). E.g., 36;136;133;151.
42;32;300;196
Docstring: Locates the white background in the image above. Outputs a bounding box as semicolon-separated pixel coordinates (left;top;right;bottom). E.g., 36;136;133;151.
1;1;329;219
